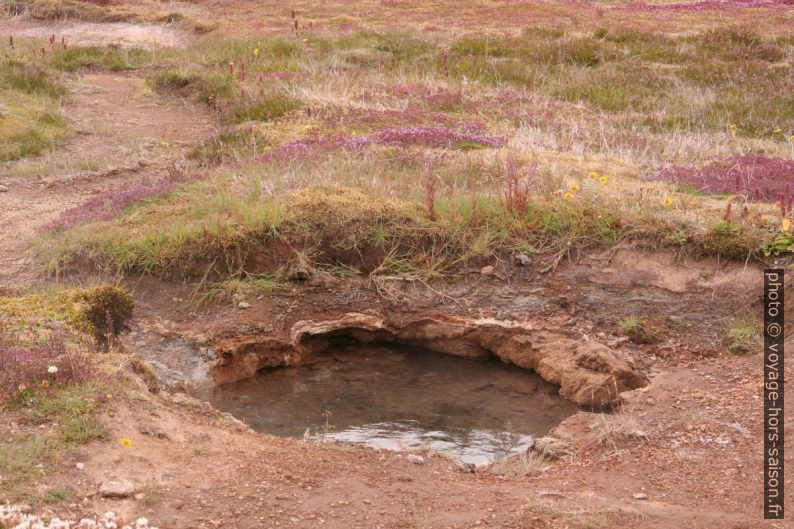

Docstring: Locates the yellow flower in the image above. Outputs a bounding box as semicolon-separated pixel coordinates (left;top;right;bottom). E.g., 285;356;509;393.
569;183;580;192
563;192;573;200
119;438;133;448
587;171;598;180
781;219;791;233
599;175;609;184
730;124;737;137
774;128;782;133
105;393;113;400
662;197;674;208
253;48;259;56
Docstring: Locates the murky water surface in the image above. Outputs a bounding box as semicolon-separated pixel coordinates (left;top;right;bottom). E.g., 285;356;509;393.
201;343;578;464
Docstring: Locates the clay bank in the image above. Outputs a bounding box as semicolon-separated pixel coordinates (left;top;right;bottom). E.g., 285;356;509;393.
210;312;648;409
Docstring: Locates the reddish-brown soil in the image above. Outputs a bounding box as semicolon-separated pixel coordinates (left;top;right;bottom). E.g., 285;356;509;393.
33;255;792;528
93;248;788;529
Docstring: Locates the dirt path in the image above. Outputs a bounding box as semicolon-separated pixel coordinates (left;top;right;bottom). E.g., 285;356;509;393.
0;73;212;291
0;17;190;48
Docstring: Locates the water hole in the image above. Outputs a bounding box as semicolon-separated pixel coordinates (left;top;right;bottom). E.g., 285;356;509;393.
199;342;580;465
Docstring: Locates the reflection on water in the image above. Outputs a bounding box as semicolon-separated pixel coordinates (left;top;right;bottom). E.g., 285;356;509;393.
199;342;579;464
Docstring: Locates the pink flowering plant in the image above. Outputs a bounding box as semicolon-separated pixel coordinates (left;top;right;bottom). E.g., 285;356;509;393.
648;155;794;202
0;325;99;403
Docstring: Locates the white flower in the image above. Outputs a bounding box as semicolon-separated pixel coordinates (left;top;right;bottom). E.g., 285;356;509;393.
135;518;148;528
47;365;58;374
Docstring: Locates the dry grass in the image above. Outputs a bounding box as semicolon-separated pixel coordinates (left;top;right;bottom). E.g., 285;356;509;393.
585;412;650;453
488;451;549;476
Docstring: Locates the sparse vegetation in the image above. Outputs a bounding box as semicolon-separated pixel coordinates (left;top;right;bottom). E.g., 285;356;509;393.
0;299;114;501
726;318;762;354
488;451;549;476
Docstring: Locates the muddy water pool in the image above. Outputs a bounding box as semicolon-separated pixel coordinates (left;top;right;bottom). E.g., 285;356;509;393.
199;343;579;464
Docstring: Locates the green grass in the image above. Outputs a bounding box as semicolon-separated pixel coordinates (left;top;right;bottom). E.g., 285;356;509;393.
18;26;793;278
37;173;692;279
726;318;761;354
619;315;642;333
228;91;302;123
1;382;109;501
49;46;153;72
0;56;70;161
191;127;272;164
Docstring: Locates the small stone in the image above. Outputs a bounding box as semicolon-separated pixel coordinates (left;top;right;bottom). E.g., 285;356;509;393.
514;253;531;266
632;492;648;500
75;462;85;471
406;454;424;465
459;463;476;473
237;301;251;309
307;270;337;287
0;185;8;192
288;266;311;282
480;266;495;276
99;479;135;499
174;499;184;509
134;493;145;500
630;430;649;440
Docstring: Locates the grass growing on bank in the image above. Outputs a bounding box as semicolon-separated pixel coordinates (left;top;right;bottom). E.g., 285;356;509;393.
39;148;773;281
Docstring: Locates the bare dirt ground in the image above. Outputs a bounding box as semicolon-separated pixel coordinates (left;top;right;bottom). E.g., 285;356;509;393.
37;352;769;529
98;249;790;529
24;252;787;529
0;16;190;48
0;72;212;291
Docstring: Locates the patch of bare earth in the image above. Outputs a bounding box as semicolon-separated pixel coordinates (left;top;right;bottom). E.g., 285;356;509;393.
21;250;786;529
0;72;212;291
0;16;190;48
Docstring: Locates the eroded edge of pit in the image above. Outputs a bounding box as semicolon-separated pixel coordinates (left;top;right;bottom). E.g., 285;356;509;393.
210;312;648;409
